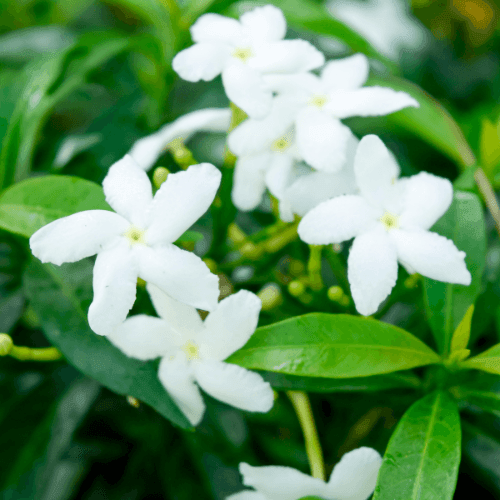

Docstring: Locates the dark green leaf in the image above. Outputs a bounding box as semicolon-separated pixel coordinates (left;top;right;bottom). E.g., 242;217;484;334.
23;259;191;429
262;371;421;393
0;175;110;238
462;343;500;376
373;391;461;500
227;313;440;378
176;230;204;243
424;191;486;355
367;75;476;169
453;372;500;417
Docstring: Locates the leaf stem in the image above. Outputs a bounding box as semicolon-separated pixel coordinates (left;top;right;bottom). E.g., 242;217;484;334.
308;245;323;291
474;167;500;238
287;390;325;481
0;333;62;361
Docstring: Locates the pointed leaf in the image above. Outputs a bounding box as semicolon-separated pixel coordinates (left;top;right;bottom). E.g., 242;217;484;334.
373;391;461;500
227;313;440;378
23;258;191;429
450;305;474;353
462;343;500;375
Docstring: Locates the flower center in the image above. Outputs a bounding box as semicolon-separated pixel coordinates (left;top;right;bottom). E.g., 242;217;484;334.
182;340;200;361
309;94;329;108
232;47;253;62
271;135;292;152
380;212;399;231
124;226;146;245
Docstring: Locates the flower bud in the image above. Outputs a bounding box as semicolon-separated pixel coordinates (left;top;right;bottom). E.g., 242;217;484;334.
0;334;13;356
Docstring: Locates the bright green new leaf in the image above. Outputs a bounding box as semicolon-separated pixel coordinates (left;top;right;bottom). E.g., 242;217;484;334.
23;259;192;430
373;391;461;500
0;175;110;238
262;371;421;393
227;313;440;378
462;343;500;375
480;117;500;176
367;75;476;169
450;305;474;353
424;191;486;355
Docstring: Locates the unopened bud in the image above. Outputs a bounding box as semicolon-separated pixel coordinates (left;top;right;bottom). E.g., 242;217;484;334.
258;283;283;311
327;286;344;302
153;167;169;189
288;280;306;297
0;334;13;356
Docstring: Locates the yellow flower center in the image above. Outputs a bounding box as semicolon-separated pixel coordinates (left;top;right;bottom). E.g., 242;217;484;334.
309;94;329;108
182;340;200;361
232;47;253;62
124;226;146;245
271;134;292;152
380;212;399;231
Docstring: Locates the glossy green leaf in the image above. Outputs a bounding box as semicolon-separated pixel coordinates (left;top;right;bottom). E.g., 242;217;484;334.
0;32;130;188
261;371;421;393
368;75;476;169
0;175;110;238
227;313;440;378
23;259;191;429
373;391;461;500
424;191;486;355
462;343;500;375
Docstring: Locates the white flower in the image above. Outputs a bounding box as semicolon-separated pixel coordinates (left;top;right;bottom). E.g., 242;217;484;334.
172;5;325;119
30;156;221;335
108;285;274;426
298;135;471;316
227;446;382;500
228;97;358;221
128;108;232;171
264;54;419;172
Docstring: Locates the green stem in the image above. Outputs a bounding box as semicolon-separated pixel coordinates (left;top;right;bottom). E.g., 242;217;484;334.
307;245;323;291
324;247;350;295
287;391;325;481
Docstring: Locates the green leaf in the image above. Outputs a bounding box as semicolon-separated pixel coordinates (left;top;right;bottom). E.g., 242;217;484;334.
0;175;110;238
454;373;500;418
227;313;440;378
176;230;204;243
261;371;421;393
23;259;191;429
462;343;500;375
367;75;476;169
424;191;486;355
372;391;461;500
0;32;130;188
450;305;474;353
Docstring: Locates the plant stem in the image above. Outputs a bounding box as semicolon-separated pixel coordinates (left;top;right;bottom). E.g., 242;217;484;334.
324;247;350;295
287;390;325;481
474;167;500;238
308;245;323;291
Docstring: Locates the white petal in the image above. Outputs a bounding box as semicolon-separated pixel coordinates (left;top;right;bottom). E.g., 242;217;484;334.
194;360;274;413
190;13;243;44
107;315;181;360
238;462;329;500
321;54;369;90
348;228;398;316
265;154;294;201
173;43;230;82
298;195;378;245
137;244;219;312
103;155;153;226
129;108;231;171
146;163;221;245
222;64;273;119
327;447;382;500
228;96;297;156
391;229;471;285
226;491;266;500
158;355;206;426
30;210;128;265
146;283;203;339
88;240;138;336
354;135;400;209
251;40;325;74
326;86;419;120
232;154;270;211
240;5;286;42
296;107;352;172
199;290;262;361
263;72;320;96
398;172;453;230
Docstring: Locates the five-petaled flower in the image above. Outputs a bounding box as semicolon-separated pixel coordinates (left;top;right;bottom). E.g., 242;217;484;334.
30;156;221;336
173;5;325;119
263;53;419;172
108;285;274;426
298;135;471;316
227;446;382;500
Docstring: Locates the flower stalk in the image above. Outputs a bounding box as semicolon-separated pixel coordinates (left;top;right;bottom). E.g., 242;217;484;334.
0;334;62;361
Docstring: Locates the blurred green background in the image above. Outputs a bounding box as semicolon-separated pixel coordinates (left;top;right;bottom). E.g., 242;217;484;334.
2;0;500;498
